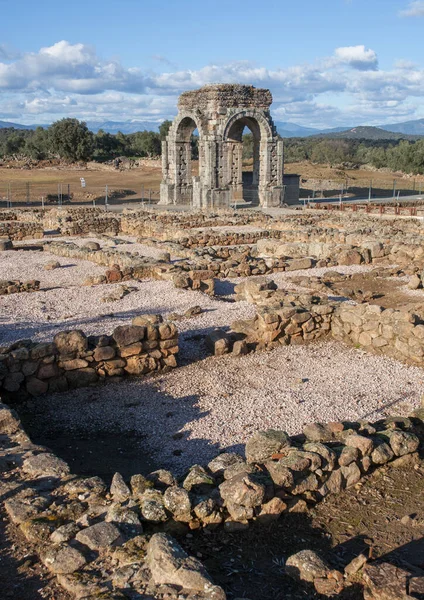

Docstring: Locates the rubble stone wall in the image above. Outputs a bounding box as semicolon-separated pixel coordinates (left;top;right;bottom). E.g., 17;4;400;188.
0;279;40;295
0;220;44;240
1;394;423;599
0;321;179;402
332;303;424;365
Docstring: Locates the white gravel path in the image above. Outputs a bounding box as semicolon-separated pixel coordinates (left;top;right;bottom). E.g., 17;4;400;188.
0;266;256;348
0;249;106;287
30;340;424;475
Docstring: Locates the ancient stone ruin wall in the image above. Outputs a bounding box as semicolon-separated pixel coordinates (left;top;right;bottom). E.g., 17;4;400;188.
161;84;285;208
332;303;424;365
1;394;423;599
58;216;121;236
0;220;44;240
207;281;334;356
0;320;179;401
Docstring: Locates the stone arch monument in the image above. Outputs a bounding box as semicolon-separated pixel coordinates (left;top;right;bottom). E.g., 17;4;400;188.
160;84;284;208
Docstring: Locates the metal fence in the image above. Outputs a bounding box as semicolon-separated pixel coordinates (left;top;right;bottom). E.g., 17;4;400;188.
299;177;424;201
0;181;161;209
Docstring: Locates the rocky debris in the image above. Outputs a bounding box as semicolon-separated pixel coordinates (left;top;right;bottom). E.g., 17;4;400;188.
362;562;414;600
83;241;101;251
285;549;330;582
41;544;87;574
172;271;216;296
44;260;60;270
0;279;40;294
147;533;225;596
245;429;291;463
110;472;131;502
75;521;122;550
101;284;137;303
22;452;70;478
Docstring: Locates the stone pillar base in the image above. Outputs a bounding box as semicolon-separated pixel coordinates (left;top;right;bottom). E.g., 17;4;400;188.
260;187;283;208
159;182;174;205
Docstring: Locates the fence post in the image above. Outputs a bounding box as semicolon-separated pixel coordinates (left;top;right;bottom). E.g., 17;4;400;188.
149;188;152;206
393;179;396;199
105;184;108;211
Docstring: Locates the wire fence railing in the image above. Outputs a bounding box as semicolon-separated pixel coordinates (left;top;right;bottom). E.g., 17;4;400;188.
299;177;424;201
0;181;161;209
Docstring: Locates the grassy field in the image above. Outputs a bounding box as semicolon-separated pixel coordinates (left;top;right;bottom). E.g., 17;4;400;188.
1;159;423;206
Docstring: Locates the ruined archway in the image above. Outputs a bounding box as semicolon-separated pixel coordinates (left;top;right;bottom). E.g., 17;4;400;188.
160;84;284;208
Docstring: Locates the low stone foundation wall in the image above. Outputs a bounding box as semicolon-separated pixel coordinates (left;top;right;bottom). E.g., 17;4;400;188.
0;220;44;240
332;303;424;365
0;318;179;401
208;283;334;356
1;395;423;599
0;279;40;295
44;241;167;277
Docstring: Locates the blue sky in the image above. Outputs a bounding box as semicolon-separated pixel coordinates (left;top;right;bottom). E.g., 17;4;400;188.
1;0;424;127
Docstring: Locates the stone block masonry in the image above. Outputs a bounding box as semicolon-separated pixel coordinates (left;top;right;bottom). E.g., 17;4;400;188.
0;316;179;401
332;303;424;365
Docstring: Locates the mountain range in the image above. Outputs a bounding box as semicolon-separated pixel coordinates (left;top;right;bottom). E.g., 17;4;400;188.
1;117;424;140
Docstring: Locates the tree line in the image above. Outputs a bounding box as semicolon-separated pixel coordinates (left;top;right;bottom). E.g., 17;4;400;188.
1;118;424;175
0;118;173;162
282;137;424;175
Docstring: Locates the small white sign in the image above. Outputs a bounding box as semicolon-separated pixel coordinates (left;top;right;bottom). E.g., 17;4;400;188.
80;177;86;188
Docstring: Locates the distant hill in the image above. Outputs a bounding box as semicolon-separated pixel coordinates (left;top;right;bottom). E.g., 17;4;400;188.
381;118;424;136
85;120;162;134
312;125;423;141
274;122;353;138
0;120;37;130
2;117;424;139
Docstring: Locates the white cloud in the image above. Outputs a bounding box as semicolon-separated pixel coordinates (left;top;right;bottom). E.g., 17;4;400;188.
334;45;378;70
400;1;424;16
1;40;424;128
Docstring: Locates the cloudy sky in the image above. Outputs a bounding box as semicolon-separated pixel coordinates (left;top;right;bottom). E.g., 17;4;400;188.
1;0;424;127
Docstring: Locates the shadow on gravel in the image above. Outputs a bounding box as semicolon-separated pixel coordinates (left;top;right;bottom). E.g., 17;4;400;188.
16;380;220;482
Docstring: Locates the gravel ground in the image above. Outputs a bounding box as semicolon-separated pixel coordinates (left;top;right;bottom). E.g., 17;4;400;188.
30;339;424;475
0;250;377;348
0;249;106;287
0;252;257;348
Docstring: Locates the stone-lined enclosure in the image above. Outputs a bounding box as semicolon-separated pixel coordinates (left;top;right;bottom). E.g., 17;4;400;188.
1;395;423;599
3;206;424;598
160;84;285;208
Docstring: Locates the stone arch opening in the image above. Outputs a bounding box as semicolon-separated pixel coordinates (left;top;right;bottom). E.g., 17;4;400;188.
225;115;263;206
175;116;201;186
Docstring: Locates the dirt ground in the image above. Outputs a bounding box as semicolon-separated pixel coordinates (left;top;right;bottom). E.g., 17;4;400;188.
180;456;424;600
1;159;424;206
326;271;424;311
1;453;422;600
